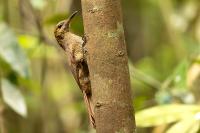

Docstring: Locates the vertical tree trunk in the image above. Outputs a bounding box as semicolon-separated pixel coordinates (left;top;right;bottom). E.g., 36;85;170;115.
81;0;136;132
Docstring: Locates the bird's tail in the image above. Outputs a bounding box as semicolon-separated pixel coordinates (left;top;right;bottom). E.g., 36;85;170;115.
83;92;96;128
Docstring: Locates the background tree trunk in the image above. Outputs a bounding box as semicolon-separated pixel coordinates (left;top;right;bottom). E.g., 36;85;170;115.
81;0;136;132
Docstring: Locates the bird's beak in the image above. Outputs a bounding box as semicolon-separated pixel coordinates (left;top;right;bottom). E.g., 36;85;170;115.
62;11;78;31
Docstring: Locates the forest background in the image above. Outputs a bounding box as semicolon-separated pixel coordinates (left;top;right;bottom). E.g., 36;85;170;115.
0;0;200;133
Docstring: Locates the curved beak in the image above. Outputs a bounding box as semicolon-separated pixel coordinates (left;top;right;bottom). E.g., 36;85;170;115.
62;11;79;31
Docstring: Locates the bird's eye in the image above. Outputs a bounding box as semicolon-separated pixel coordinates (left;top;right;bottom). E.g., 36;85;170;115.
57;21;64;29
58;24;62;28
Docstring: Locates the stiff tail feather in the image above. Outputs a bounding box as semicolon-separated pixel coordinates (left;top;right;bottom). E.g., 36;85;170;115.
83;92;96;128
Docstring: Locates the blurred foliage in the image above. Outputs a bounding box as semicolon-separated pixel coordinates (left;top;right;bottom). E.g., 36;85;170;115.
0;23;30;78
1;79;27;117
0;0;200;133
136;104;200;127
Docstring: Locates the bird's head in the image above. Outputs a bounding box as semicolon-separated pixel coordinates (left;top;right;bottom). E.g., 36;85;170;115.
54;11;78;48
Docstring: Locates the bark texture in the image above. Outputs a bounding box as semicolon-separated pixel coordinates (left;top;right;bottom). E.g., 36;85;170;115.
81;0;136;132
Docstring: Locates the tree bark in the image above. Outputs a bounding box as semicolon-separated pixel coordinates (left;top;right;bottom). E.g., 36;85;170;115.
81;0;136;132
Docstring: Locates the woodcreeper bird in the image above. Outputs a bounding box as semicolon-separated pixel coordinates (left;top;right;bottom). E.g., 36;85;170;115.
54;11;95;127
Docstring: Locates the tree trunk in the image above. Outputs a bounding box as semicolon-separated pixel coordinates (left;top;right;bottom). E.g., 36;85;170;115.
81;0;136;132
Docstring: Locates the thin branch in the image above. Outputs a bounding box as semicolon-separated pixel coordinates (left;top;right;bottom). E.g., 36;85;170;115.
129;62;162;89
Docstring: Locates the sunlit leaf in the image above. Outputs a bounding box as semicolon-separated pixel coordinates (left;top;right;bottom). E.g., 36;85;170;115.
18;35;60;59
136;104;200;127
166;117;200;133
1;79;27;117
18;35;38;49
30;0;46;10
0;23;30;78
32;44;59;59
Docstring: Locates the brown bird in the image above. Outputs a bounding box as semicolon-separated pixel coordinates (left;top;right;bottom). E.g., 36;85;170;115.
54;11;95;127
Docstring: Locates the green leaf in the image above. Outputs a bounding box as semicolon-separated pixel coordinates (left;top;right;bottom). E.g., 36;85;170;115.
0;23;30;78
31;44;59;59
166;117;200;133
129;61;161;89
18;35;38;49
171;59;189;90
1;79;27;117
136;104;200;127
